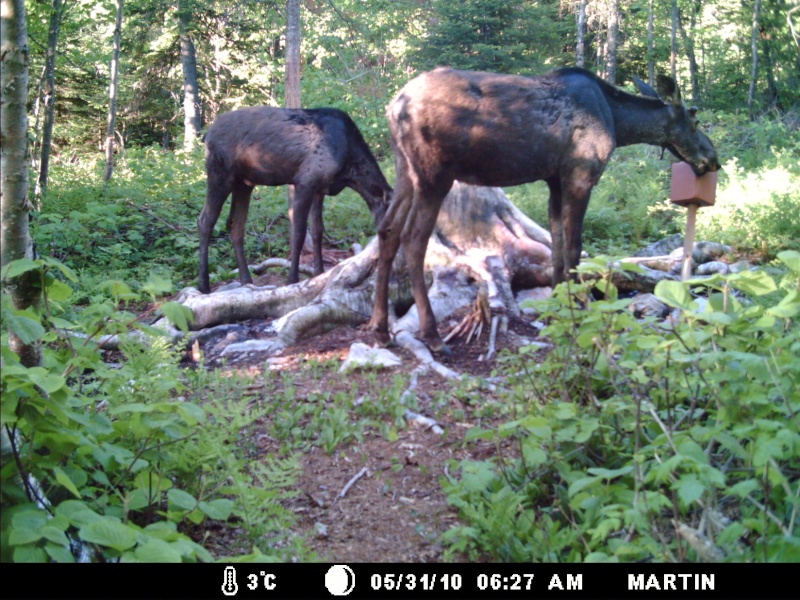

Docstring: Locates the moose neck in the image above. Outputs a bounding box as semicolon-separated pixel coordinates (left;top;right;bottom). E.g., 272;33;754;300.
607;94;673;149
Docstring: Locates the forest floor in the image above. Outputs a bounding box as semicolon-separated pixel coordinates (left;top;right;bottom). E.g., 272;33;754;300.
187;262;548;563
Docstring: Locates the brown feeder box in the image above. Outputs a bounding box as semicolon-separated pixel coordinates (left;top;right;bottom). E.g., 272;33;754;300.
670;162;718;281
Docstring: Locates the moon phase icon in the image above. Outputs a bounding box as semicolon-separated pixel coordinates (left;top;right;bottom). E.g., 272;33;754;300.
325;564;355;596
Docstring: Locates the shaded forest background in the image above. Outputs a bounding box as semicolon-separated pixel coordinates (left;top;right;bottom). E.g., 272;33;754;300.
27;0;800;162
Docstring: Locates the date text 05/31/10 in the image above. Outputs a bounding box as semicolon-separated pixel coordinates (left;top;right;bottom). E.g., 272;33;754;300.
370;573;564;592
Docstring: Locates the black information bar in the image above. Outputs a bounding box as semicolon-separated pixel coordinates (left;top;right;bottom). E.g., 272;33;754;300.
6;563;795;599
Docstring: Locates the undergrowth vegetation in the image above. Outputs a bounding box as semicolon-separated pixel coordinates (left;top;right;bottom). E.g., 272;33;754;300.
442;254;800;562
1;260;308;562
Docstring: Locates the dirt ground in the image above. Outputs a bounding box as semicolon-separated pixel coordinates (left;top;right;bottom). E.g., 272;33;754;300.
191;258;548;563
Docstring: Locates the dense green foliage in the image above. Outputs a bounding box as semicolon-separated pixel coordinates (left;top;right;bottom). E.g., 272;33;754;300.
1;259;306;561
24;0;800;157
3;0;800;563
443;255;800;562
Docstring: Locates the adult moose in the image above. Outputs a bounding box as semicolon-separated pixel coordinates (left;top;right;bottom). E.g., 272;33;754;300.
198;107;392;294
369;67;720;352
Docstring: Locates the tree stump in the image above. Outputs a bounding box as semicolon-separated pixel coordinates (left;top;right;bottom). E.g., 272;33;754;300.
178;182;553;347
174;181;691;359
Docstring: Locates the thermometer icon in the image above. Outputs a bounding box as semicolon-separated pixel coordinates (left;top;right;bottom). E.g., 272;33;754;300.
222;566;238;596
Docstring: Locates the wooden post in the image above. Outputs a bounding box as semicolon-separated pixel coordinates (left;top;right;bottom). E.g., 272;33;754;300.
681;203;699;281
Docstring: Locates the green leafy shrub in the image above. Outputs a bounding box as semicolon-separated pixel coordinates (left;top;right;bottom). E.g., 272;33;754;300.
1;258;304;562
442;253;800;562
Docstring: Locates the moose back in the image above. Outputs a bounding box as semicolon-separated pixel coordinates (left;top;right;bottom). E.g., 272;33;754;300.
369;67;720;352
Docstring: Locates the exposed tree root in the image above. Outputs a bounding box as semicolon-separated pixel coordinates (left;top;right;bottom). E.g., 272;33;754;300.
176;183;554;354
164;182;688;368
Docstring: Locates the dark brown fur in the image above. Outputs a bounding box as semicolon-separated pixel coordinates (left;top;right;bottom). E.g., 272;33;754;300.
198;107;392;293
369;67;720;351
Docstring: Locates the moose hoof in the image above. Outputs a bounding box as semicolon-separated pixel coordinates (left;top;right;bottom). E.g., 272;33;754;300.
424;336;451;357
371;329;392;348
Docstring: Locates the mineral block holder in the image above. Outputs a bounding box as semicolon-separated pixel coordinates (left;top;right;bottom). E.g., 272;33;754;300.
670;162;718;281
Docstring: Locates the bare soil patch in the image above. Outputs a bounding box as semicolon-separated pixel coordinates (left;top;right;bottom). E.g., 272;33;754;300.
187;267;546;562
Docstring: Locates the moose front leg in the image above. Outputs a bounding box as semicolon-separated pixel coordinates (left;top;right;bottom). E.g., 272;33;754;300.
546;178;568;285
288;185;316;284
560;171;595;282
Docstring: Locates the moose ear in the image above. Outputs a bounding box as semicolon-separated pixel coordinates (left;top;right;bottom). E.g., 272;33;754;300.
656;75;682;106
632;76;660;99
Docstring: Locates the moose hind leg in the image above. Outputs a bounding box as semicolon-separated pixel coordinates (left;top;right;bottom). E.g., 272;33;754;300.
229;182;254;285
369;175;413;345
401;187;449;353
198;178;232;294
309;192;325;276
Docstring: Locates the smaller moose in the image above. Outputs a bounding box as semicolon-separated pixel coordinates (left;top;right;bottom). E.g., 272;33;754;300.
198;107;392;294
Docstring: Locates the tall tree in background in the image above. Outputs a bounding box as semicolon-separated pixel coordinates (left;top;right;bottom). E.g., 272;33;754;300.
104;0;124;182
676;1;701;104
1;0;41;367
576;0;587;67
285;0;301;109
670;0;678;79
759;1;783;112
36;0;66;203
411;0;555;74
285;0;301;244
604;0;620;83
178;0;200;151
647;0;655;84
748;0;762;118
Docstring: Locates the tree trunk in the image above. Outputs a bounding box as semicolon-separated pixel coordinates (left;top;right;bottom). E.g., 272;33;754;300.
576;0;587;68
676;3;700;104
647;0;655;85
759;23;782;111
605;0;619;84
748;0;761;119
104;0;124;182
1;0;41;366
670;0;678;80
36;0;65;204
285;0;301;109
285;0;307;249
178;0;200;152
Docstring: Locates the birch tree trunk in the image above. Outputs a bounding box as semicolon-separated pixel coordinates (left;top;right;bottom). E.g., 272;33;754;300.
748;0;762;119
605;0;619;84
285;0;301;110
647;0;654;85
178;0;200;152
1;0;41;367
285;0;304;247
103;0;124;182
576;0;587;68
36;0;65;203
